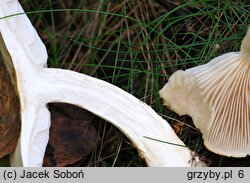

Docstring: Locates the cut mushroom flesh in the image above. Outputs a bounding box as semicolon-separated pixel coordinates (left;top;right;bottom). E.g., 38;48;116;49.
0;0;204;167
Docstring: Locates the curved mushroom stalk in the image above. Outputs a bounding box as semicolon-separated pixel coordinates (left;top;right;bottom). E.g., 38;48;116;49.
0;0;204;167
11;68;196;167
160;27;250;157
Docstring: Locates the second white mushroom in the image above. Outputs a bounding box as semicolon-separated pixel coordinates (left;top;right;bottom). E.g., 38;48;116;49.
160;27;250;157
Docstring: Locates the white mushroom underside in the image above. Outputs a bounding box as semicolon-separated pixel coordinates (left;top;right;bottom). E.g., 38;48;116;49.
160;46;250;157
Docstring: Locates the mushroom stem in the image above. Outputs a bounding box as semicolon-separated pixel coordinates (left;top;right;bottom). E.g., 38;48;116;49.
240;26;250;59
45;69;193;167
9;67;195;167
0;0;205;167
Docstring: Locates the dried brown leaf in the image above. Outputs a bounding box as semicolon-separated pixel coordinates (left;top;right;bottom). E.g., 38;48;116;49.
0;34;21;158
44;103;97;167
172;122;184;135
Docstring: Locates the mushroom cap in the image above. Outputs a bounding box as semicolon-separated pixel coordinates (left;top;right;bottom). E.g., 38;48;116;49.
160;27;250;157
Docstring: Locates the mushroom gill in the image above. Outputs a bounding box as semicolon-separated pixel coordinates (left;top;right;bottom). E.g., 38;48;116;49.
160;27;250;157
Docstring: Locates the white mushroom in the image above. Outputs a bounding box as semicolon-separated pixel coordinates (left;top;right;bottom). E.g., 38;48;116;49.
160;26;250;157
0;0;204;167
